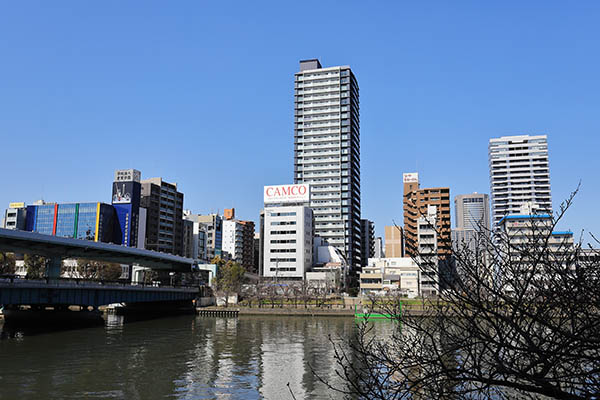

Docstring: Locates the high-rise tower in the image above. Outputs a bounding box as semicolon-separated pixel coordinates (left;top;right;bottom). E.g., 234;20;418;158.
488;135;552;226
452;193;490;252
293;59;361;273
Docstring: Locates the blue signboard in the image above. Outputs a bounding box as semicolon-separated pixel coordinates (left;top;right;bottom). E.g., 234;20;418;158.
112;181;141;247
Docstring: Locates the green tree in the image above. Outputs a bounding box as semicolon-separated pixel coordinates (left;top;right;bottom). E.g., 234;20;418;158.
24;254;47;279
0;252;16;275
213;258;245;307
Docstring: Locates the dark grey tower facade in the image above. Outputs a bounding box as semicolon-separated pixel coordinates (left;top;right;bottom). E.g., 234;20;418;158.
293;59;361;276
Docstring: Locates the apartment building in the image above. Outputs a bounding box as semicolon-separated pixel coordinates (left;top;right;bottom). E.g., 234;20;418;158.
140;177;184;255
359;257;421;298
489;134;552;226
360;219;375;269
403;173;451;260
293;59;362;274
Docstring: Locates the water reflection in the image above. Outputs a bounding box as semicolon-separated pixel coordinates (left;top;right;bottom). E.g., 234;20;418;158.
0;315;390;399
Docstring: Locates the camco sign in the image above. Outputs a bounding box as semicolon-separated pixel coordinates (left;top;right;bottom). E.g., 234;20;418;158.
264;184;310;204
403;172;419;183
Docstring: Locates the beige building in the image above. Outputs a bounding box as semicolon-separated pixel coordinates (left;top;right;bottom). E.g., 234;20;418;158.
359;257;421;298
403;173;451;260
384;225;403;257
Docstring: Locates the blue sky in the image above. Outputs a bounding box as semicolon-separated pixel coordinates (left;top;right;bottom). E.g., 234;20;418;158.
1;1;599;243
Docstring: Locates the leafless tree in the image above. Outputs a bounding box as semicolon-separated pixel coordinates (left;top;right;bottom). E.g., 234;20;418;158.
76;259;122;281
289;282;301;308
320;189;600;399
256;281;268;308
300;279;312;309
240;284;255;308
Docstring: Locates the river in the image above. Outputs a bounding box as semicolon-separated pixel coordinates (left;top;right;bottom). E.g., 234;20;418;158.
0;314;390;399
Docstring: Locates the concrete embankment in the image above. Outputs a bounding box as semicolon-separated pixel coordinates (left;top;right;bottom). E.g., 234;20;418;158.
196;304;430;317
239;307;355;317
197;306;355;317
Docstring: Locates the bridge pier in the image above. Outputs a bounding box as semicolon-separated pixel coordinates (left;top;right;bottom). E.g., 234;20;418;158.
46;257;62;280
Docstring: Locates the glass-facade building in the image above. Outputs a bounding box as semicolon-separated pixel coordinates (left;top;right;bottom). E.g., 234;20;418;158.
24;202;120;243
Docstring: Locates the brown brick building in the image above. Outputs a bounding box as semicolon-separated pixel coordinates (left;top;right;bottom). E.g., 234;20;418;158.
402;173;451;260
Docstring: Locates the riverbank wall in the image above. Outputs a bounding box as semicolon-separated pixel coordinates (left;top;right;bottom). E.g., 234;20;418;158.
196;303;430;317
196;306;354;317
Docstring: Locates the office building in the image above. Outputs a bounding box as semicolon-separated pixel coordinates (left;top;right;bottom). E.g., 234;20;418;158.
24;201;121;243
293;59;362;274
403;173;451;260
182;218;194;259
384;225;403;258
141;177;184;255
489;134;552;226
196;213;223;261
453;193;490;252
360;219;375;269
253;232;261;275
112;169;142;248
374;237;384;258
3;202;27;230
182;210;210;262
262;184;313;280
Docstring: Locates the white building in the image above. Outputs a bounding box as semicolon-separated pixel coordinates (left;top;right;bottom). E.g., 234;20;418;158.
489;134;552;226
222;219;244;262
359;257;421;298
311;236;348;289
498;202;574;293
374;237;384;258
498;202;574;258
417;205;439;296
182;210;209;263
293;59;362;272
262;184;313;280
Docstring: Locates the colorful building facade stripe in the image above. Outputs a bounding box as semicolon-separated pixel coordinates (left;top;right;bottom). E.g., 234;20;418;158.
94;202;101;242
52;204;58;235
74;203;79;238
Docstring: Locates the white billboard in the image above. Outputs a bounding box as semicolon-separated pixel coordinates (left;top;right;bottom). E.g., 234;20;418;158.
264;184;310;204
403;172;419;183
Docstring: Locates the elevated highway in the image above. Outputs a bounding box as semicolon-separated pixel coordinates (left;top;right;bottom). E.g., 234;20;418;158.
0;228;194;278
0;278;198;308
